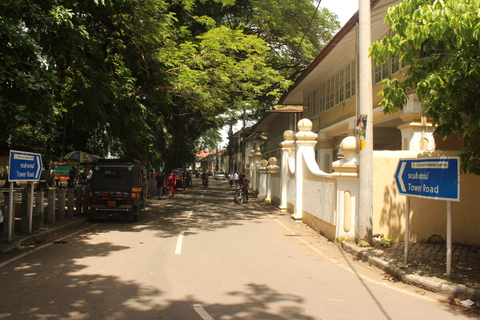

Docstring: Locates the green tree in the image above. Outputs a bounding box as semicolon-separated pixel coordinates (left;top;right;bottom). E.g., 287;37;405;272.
370;0;480;174
0;0;339;170
0;1;58;145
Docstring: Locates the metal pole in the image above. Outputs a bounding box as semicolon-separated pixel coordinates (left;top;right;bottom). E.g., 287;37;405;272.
29;182;34;234
357;0;374;243
8;182;13;241
404;197;410;264
446;201;452;277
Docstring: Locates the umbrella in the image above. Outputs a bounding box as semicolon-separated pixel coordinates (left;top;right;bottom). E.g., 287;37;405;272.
63;151;99;164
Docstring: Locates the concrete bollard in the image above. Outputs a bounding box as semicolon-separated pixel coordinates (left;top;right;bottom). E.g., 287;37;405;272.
83;186;90;216
47;187;56;224
57;188;66;222
21;187;29;234
75;186;82;216
3;191;15;238
67;188;75;219
34;190;45;228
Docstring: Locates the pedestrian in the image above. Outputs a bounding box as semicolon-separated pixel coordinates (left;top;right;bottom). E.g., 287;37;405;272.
234;172;239;185
186;171;193;186
242;177;250;201
229;172;234;187
238;172;245;186
155;172;164;200
162;174;168;197
86;167;93;184
49;167;56;187
68;165;76;188
168;172;177;198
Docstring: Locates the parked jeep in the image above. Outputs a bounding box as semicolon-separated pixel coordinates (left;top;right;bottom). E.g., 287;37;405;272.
89;159;147;221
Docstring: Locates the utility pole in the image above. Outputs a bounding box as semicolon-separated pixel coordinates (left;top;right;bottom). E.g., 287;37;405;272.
228;122;233;173
241;105;246;172
357;0;373;244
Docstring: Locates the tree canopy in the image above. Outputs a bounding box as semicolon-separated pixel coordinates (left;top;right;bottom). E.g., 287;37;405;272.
0;0;339;169
370;0;480;175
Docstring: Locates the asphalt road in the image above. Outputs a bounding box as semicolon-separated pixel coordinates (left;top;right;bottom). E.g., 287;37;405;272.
0;178;475;319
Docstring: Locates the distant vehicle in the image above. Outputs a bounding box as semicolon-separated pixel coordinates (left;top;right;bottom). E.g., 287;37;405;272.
89;159;147;221
49;162;75;186
215;171;226;180
172;169;185;189
201;172;209;187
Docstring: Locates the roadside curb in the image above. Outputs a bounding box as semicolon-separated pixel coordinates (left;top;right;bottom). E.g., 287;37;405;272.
1;217;90;254
341;242;480;301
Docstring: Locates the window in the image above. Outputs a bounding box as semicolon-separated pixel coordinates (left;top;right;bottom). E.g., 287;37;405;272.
350;60;356;96
319;82;326;112
305;95;312;118
326;76;334;109
335;69;345;105
374;60;390;84
391;54;400;74
305;59;357;118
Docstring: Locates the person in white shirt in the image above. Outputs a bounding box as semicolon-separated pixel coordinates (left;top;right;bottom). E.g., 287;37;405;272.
234;172;239;185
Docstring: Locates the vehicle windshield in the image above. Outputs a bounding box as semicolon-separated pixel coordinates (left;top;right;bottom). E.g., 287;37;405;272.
91;165;137;192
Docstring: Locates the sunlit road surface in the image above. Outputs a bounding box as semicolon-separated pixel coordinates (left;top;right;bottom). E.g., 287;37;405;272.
0;178;472;319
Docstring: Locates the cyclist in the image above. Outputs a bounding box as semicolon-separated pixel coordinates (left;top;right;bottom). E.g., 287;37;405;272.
241;177;250;202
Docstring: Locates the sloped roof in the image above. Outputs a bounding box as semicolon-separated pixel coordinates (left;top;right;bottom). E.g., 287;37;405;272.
251;105;303;133
278;0;382;105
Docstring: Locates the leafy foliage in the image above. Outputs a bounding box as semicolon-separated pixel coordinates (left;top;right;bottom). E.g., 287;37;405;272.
0;0;339;169
370;0;480;174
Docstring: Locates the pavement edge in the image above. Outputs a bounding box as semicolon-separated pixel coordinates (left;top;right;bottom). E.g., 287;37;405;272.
1;217;90;254
341;241;480;301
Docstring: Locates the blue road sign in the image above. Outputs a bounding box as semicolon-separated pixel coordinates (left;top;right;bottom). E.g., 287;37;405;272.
8;150;43;182
394;157;460;201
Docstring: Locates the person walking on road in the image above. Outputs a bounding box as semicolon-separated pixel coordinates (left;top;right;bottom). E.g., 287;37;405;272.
229;172;234;187
242;177;250;202
168;172;177;198
234;172;239;185
68;165;76;188
155;172;164;200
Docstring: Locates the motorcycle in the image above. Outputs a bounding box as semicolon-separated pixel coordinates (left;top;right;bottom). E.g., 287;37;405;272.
202;177;209;187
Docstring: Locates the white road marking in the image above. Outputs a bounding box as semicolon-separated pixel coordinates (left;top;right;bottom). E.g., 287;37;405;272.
192;304;215;320
175;211;193;255
175;230;185;255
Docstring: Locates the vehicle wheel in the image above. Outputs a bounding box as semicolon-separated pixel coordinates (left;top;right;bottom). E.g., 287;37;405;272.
234;190;245;204
132;205;141;222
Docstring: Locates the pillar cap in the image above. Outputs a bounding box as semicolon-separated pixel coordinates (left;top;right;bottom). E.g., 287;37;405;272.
283;130;295;140
298;118;313;131
340;136;359;157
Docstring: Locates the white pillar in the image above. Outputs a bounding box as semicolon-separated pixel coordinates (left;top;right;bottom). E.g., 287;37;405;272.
279;131;295;212
332;136;360;241
253;148;263;193
293;119;318;221
266;157;280;204
247;150;254;182
258;159;268;197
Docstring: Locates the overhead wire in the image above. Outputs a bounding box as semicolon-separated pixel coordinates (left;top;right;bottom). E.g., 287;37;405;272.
283;0;323;78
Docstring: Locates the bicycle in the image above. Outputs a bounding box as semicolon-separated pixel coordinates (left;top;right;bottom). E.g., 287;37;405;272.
234;185;247;204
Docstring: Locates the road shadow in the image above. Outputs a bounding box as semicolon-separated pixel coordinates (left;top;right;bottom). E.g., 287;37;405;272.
88;179;270;239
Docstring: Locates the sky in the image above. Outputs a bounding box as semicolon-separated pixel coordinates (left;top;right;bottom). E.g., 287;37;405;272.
219;0;360;147
320;0;359;27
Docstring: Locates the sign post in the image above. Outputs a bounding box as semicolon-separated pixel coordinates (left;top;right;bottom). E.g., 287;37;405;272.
394;157;460;277
7;150;43;240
